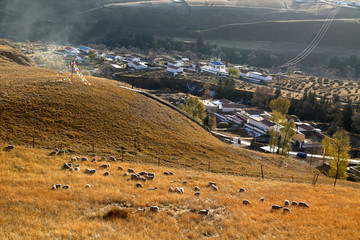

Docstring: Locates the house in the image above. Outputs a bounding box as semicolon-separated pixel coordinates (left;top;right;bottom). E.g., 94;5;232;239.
53;49;65;55
219;99;243;112
201;61;228;75
167;65;183;75
296;123;321;133
123;56;140;63
78;46;94;54
110;64;125;72
168;60;183;68
128;61;148;70
64;47;80;55
246;72;272;82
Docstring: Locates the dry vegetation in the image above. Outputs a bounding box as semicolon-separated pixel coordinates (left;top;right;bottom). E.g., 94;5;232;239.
0;146;359;239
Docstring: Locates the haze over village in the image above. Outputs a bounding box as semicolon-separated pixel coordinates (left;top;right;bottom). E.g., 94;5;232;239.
0;0;360;239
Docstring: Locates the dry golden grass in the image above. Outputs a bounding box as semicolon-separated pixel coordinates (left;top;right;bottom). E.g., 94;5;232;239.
0;146;359;239
0;44;328;182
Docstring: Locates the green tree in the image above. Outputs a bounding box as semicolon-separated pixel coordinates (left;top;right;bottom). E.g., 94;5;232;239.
280;119;296;155
179;97;206;124
327;129;351;188
208;115;217;130
274;88;281;98
89;50;96;61
342;100;353;132
18;43;22;52
270;97;290;115
268;128;278;153
228;67;240;78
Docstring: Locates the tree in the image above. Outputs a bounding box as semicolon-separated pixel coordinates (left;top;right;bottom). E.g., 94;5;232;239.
280;119;296;155
270;97;290;115
228;67;240;78
327;129;351;188
268;128;278;153
178;97;206;124
89;50;96;61
203;89;211;100
208;116;217;130
321;136;331;164
251;87;274;109
18;43;22;52
351;113;360;133
274;88;281;98
342;100;354;132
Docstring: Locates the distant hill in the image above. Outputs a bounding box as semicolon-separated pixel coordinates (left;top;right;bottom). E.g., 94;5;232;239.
0;42;316;180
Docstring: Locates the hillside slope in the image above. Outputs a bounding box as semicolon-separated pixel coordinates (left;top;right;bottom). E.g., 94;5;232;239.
0;43;320;180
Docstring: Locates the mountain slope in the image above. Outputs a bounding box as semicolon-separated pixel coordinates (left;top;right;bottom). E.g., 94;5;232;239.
0;43;316;180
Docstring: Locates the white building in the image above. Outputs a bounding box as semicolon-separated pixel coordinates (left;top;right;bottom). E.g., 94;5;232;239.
167;65;183;75
123;56;140;63
128;61;148;70
201;61;228;75
64;47;80;55
168;60;183;68
246;72;272;82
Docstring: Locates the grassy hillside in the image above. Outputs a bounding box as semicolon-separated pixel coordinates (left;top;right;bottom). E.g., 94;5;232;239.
0;146;359;239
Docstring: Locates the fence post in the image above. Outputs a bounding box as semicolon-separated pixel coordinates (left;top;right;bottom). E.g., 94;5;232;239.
158;157;160;167
261;164;264;179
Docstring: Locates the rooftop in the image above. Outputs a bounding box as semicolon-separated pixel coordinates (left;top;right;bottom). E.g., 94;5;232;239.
210;61;225;66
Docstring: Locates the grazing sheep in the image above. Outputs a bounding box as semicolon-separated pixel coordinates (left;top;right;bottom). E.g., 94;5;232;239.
284;200;290;206
55;184;62;189
271;205;283;211
136;208;146;212
208;181;216;186
243;200;251;205
123;172;129;176
49;150;58;156
51;185;56;190
147;187;158;190
101;156;107;161
69;167;73;171
85;169;96;174
182;181;187;185
62;185;69;189
175;187;181;193
291;201;298;206
170;181;176;183
90;153;96;157
58;150;65;155
136;183;143;188
130;174;139;180
211;185;218;191
163;172;170;175
91;158;96;162
194;192;200;196
71;157;77;162
109;156;116;161
239;188;246;192
74;164;80;167
139;171;147;176
139;177;147;182
128;168;136;173
74;167;80;171
101;164;110;168
103;171;110;176
298;202;310;208
81;157;88;162
194;186;200;191
85;184;91;188
4;145;15;151
118;166;124;170
260;197;265;202
179;187;184;194
283;207;291;214
62;162;72;170
199;209;209;215
149;206;159;213
168;187;174;193
146;173;155;180
169;172;174;175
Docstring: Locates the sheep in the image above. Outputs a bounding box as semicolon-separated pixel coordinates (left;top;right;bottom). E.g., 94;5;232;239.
211;185;218;191
58;150;65;155
139;177;147;182
74;167;80;171
136;183;143;188
175;187;181;193
149;206;159;213
51;185;56;190
101;156;107;161
163;172;170;175
69;167;73;171
283;207;291;214
101;164;110;168
103;171;110;176
146;173;155;180
136;208;146;212
55;184;62;189
118;166;124;170
271;205;283;211
49;149;58;156
182;181;187;185
139;171;148;176
85;169;96;174
91;158;96;162
62;185;69;189
130;174;139;180
260;197;265;202
147;187;158;190
169;172;174;175
90;153;96;157
4;145;15;150
109;156;116;161
243;200;251;205
208;181;216;186
123;172;129;176
298;202;310;208
81;157;88;162
179;187;184;194
199;209;209;215
71;157;77;162
85;184;91;188
128;168;136;173
74;164;80;167
194;186;201;191
62;162;72;170
291;201;298;206
168;187;174;193
194;192;200;196
284;200;290;206
239;188;246;192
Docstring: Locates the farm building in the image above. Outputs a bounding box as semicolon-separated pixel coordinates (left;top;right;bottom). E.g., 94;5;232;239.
128;61;148;70
201;61;228;75
246;72;272;82
167;65;183;75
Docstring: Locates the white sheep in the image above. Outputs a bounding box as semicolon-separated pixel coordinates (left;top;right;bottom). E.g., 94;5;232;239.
260;197;265;202
136;208;146;212
149;206;159;213
147;187;158;190
291;201;298;206
51;185;56;190
208;181;216;186
103;171;110;176
283;207;291;213
194;186;200;191
101;156;107;161
136;183;143;188
298;202;310;208
118;166;124;170
123;172;129;176
194;192;200;196
74;167;80;171
211;185;218;191
62;185;69;189
128;168;136;173
199;209;209;215
81;157;88;161
239;188;246;192
85;184;91;188
271;205;283;211
182;181;187;185
55;184;61;189
101;164;110;168
90;153;96;157
109;156;116;161
243;200;251;205
4;145;15;150
169;187;174;193
284;200;290;206
71;157;77;162
179;187;184;194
